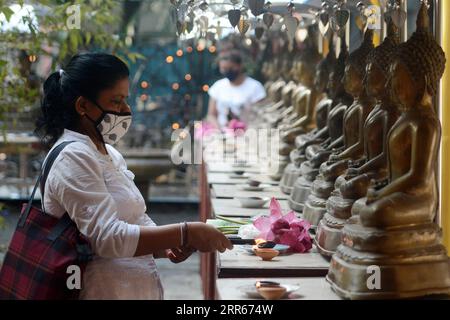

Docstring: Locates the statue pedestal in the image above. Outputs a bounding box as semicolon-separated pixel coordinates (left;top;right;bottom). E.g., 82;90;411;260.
303;175;335;228
288;161;319;212
327;222;450;299
280;149;306;194
315;189;357;255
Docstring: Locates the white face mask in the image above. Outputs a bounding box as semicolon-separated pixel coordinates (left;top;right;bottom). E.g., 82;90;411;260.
88;101;132;145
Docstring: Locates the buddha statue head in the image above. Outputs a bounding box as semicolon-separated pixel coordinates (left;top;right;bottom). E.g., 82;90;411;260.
328;36;349;99
366;18;400;100
344;29;374;98
295;26;322;88
315;39;336;94
389;1;446;112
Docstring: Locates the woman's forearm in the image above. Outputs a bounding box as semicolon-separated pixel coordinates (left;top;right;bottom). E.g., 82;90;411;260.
134;224;182;257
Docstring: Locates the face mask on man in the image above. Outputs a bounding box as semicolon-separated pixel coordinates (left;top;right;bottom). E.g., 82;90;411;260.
86;100;132;145
222;69;240;82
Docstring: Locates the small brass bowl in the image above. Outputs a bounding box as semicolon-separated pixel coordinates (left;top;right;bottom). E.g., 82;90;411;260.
253;248;279;261
247;178;262;187
257;285;287;300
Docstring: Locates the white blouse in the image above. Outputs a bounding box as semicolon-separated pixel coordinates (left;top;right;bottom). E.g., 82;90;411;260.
42;129;163;300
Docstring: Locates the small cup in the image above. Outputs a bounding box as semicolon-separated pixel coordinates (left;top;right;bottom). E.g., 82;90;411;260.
253;248;279;261
247;178;262;187
257;285;287;300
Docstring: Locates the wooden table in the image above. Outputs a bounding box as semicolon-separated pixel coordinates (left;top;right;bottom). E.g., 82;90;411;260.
211;198;291;218
211;184;290;200
218;245;330;278
206;162;263;173
216;277;341;300
207;172;280;185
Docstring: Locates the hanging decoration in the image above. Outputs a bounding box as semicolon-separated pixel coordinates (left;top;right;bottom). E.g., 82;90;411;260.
228;9;241;27
199;1;209;11
318;1;330;36
385;0;406;29
238;16;250;35
284;1;298;42
248;0;265;17
330;0;349;36
263;12;274;28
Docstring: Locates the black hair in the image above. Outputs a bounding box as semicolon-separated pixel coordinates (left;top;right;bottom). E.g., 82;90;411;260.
35;52;130;147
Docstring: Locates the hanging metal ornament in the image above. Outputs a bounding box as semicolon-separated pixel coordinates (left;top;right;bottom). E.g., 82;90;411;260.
238;17;250;35
263;12;274;28
255;26;265;39
248;0;265;17
199;1;208;11
264;1;272;11
389;5;406;28
318;11;330;36
176;21;187;35
320;10;329;25
287;1;295;13
334;7;350;28
284;15;299;42
198;16;208;32
356;1;368;31
228;9;241;27
186;20;194;33
330;15;341;33
177;2;189;23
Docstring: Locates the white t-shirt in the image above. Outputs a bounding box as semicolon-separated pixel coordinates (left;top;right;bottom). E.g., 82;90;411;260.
208;76;266;127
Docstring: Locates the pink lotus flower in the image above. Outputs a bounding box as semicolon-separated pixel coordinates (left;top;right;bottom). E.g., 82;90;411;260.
224;119;247;136
194;121;220;139
253;198;313;253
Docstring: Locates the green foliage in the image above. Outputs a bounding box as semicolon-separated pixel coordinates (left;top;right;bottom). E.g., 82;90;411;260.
0;0;144;135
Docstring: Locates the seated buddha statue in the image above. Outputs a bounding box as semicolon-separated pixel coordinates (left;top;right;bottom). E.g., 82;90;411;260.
278;26;322;132
327;3;450;298
315;22;400;255
304;30;375;231
280;40;336;194
288;37;353;212
294;40;336;152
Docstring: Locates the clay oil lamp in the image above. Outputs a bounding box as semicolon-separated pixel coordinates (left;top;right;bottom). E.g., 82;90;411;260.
256;281;286;300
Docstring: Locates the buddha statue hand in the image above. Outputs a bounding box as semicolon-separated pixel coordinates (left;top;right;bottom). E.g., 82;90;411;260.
340;173;370;199
365;177;389;204
310;150;333;168
282;127;305;144
345;166;359;179
348;157;366;168
328;153;341;163
321;159;348;180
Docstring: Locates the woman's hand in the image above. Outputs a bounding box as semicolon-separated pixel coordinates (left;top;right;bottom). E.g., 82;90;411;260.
187;222;233;253
166;246;196;264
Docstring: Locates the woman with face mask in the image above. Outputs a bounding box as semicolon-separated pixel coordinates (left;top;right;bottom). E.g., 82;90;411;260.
206;50;266;129
35;53;232;299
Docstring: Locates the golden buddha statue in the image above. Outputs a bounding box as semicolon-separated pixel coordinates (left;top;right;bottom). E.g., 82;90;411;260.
280;40;336;194
288;37;353;212
315;22;400;255
278;26;322;132
304;30;375;234
327;2;450;299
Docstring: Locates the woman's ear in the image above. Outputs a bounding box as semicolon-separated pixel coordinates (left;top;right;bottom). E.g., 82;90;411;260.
74;96;88;116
